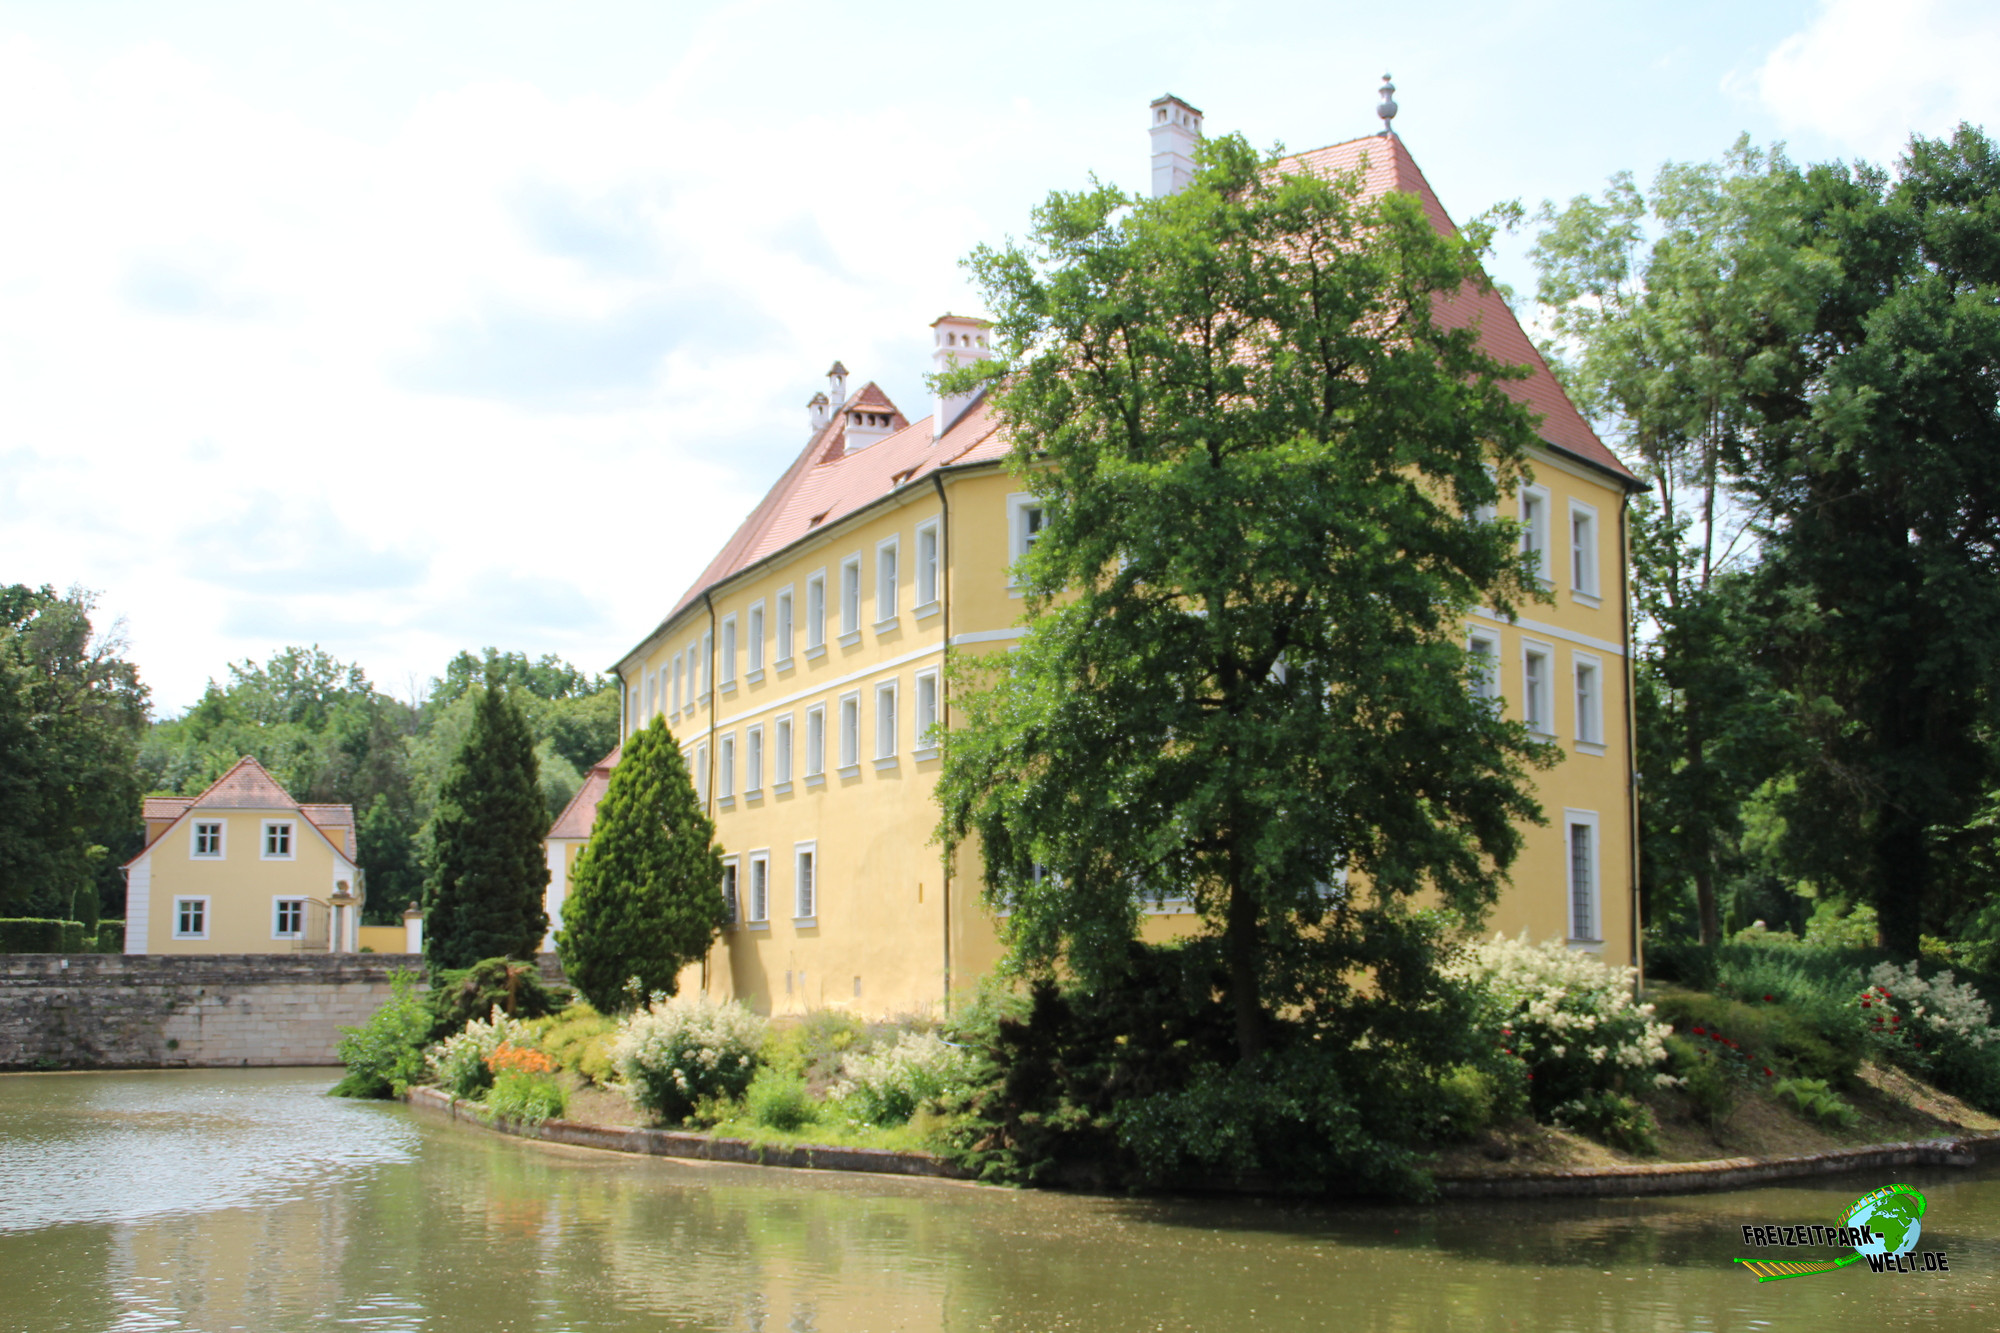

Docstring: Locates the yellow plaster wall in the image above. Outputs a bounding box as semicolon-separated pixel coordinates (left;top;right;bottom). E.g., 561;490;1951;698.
141;810;350;955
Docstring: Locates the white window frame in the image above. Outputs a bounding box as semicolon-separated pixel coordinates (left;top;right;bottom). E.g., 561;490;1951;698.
839;554;863;642
627;687;639;733
774;712;795;789
874;679;899;766
1566;809;1602;946
805;704;827;782
643;670;656;718
914;518;941;614
1468;628;1501;703
1568;498;1601;603
875;535;900;629
914;668;941;757
794;841;818;922
700;631;713;701
686;638;701;711
261;820;295;861
1573;652;1605;752
805;570;828;656
745;724;764;796
694;743;709;803
173;896;210;940
1522;642;1554;737
1520;484;1552;584
838;691;861;774
719;615;738;691
775;586;796;667
671;653;683;715
747;600;766;677
717;732;736;804
272;896;306;940
191;820;225;859
747;851;770;926
1006;492;1045;589
720;856;740;926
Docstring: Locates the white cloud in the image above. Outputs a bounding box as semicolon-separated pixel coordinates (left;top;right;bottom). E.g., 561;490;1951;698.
1755;0;2000;162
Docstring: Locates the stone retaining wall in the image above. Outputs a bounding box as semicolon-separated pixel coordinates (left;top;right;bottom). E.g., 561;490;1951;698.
0;954;419;1069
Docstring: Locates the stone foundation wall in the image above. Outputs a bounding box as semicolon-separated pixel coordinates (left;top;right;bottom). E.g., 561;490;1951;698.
0;954;421;1069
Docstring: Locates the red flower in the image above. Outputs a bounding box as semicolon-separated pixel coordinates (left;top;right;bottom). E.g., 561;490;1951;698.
1764;1068;1774;1077
1892;1016;1902;1025
1862;1000;1872;1008
1526;1073;1535;1080
1693;1026;1706;1035
1764;994;1775;1002
1914;1042;1923;1050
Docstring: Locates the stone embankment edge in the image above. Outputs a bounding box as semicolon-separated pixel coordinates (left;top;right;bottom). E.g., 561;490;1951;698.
1434;1131;2000;1199
403;1086;972;1181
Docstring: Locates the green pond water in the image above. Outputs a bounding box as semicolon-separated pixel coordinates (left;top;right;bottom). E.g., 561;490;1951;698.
3;1068;1998;1331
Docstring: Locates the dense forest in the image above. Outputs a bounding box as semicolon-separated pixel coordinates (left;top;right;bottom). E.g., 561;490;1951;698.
0;597;618;929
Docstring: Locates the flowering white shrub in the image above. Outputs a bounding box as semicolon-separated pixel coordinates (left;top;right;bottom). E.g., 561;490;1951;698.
1447;934;1672;1115
426;1007;530;1100
834;1030;976;1125
613;996;768;1123
1858;962;1996;1059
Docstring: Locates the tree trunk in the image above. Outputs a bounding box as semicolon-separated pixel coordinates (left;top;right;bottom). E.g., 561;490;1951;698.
1225;873;1264;1064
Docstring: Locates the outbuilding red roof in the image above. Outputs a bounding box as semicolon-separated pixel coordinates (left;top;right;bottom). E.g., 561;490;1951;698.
630;131;1636;664
547;746;622;841
130;757;357;860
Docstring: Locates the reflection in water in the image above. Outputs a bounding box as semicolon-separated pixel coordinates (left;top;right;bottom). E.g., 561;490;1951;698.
3;1068;1999;1331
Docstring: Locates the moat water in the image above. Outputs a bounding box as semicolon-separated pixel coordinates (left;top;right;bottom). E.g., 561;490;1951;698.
3;1068;1999;1331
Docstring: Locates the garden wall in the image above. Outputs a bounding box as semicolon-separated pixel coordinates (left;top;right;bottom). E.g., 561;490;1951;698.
0;954;419;1069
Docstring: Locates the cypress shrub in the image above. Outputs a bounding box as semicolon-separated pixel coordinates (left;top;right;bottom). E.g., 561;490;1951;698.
423;684;549;973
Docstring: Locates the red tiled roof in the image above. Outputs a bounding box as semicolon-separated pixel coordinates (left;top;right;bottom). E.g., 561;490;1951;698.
548;746;622;841
126;757;357;864
144;797;194;822
628;133;1634;663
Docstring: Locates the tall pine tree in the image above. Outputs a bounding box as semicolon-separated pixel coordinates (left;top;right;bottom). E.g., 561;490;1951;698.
557;716;726;1011
424;683;549;972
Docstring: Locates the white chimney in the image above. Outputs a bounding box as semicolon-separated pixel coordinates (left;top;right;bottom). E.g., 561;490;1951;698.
843;403;894;452
827;360;849;407
930;314;994;441
808;391;830;433
1149;94;1203;198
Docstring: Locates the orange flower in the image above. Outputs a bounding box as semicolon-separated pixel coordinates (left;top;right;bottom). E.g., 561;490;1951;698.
486;1042;557;1076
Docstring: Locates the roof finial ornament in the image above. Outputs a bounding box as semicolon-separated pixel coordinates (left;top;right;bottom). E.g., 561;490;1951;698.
1377;73;1398;137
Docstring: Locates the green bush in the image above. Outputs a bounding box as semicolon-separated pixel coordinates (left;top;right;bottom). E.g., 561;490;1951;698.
426;1008;531;1100
762;1009;870;1091
745;1067;818;1131
427;957;571;1041
94;921;124;953
529;1003;619;1086
331;971;432;1099
0;918;88;953
1556;1090;1658;1154
1429;1065;1523;1141
1667;1031;1769;1132
1773;1077;1857;1129
836;1031;976;1125
1650;990;1856;1086
485;1069;567;1123
613;996;767;1124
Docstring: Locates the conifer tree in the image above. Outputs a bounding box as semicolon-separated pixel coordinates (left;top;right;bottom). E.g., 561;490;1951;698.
423;683;549;972
557;716;726;1011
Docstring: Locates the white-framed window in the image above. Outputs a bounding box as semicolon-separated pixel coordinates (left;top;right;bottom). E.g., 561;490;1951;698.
747;600;765;674
173;896;209;940
1569;499;1601;599
686;638;701;708
874;679;898;761
915;518;941;610
875;536;900;626
720;615;738;689
794;842;817;921
748;852;770;924
774;713;795;786
262;820;294;860
1468;629;1501;702
805;705;826;779
1520;484;1552;583
718;732;736;801
672;653;683;714
1566;810;1601;943
694;743;709;803
838;691;861;772
776;586;796;665
1573;653;1604;749
1522;643;1553;736
627;687;639;732
745;725;764;794
643;671;656;718
273;897;306;940
806;571;827;653
914;669;940;754
191;820;225;859
1007;492;1046;583
700;631;714;698
721;857;740;925
839;555;862;638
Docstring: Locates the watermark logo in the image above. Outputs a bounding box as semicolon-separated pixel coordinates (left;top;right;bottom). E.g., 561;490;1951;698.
1733;1183;1950;1282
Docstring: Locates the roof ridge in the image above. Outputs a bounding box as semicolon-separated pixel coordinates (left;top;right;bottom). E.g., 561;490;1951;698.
187;755;301;810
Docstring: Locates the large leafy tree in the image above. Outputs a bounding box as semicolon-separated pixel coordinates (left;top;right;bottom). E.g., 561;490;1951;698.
937;134;1552;1061
0;585;149;926
557;716;725;1011
423;683;549;971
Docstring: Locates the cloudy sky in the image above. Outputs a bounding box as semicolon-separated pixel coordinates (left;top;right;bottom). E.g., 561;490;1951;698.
2;0;1994;714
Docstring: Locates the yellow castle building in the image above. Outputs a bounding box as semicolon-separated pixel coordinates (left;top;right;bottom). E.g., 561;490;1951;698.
580;98;1646;1017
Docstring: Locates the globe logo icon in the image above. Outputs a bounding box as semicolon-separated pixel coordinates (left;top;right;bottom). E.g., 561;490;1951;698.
1847;1185;1925;1259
